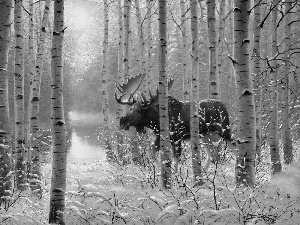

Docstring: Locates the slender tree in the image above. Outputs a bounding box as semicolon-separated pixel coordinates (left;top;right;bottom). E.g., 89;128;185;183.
217;0;225;83
14;0;26;189
227;0;236;115
281;0;293;164
49;0;67;223
134;0;146;74
180;0;189;101
123;0;142;164
158;0;172;189
207;0;219;99
190;0;202;184
233;0;256;188
116;0;124;162
123;0;132;81
28;0;51;193
146;0;153;88
252;0;262;162
269;0;282;174
26;0;35;152
0;0;14;206
102;0;109;127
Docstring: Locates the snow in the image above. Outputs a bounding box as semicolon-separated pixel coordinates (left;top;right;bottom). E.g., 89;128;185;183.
1;121;300;225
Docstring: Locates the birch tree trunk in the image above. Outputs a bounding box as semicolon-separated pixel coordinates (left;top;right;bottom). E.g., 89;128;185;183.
146;0;153;88
27;0;51;193
269;0;282;174
252;0;262;163
0;0;14;206
180;0;189;101
26;0;35;153
207;0;219;99
209;0;226;164
116;0;124;162
102;0;109;128
228;0;236;116
190;0;202;185
158;0;172;189
134;0;146;74
49;0;67;223
282;0;293;164
234;0;256;188
14;0;26;190
123;0;132;81
217;0;225;97
123;0;142;164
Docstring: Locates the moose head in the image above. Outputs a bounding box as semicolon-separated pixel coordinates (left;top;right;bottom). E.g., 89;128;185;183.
115;73;173;134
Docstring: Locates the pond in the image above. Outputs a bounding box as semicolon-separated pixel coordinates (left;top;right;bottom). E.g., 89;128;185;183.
67;112;106;163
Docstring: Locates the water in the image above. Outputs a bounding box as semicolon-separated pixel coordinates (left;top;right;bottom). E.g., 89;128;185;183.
67;113;106;163
68;131;106;163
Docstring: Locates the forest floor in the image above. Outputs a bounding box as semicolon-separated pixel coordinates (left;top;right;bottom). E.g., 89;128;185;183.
1;114;300;225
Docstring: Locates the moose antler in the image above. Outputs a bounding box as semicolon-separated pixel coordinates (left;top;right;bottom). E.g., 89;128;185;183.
138;78;174;108
115;73;146;105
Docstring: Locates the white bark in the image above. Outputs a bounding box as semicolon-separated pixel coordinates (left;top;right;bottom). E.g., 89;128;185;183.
158;0;172;189
146;0;153;88
134;0;146;73
234;0;256;188
269;0;282;174
207;0;219;99
116;0;124;121
180;0;189;101
28;0;51;138
123;0;132;81
14;0;26;190
282;0;293;164
0;0;14;203
102;0;109;127
251;0;262;162
190;0;202;184
49;0;67;223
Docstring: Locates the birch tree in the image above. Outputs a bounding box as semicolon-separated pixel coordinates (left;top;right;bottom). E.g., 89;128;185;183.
14;0;26;189
134;0;146;74
123;0;141;164
269;0;282;174
217;0;225;81
233;0;256;188
27;0;51;193
158;0;172;189
281;0;293;164
26;0;35;152
0;0;14;205
207;0;219;99
252;0;262;162
190;0;202;184
102;0;109;127
180;0;189;101
146;0;153;88
123;0;132;81
116;0;124;162
49;0;67;223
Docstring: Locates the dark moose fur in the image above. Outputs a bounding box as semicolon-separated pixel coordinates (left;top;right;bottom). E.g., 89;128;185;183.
120;96;234;165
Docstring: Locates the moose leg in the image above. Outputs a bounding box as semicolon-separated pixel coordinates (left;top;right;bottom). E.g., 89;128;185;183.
201;137;211;172
150;135;160;167
172;141;182;173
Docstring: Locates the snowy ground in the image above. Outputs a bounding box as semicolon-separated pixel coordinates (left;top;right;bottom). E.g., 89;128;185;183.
1;114;299;224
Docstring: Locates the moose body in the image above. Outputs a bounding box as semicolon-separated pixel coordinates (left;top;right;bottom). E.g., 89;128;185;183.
120;96;234;168
115;73;235;170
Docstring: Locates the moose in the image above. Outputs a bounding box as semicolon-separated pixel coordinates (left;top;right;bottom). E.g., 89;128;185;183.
115;73;236;171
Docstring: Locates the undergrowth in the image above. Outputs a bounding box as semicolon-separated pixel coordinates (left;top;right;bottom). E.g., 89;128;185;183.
1;126;299;225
